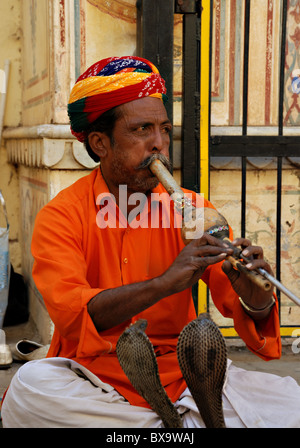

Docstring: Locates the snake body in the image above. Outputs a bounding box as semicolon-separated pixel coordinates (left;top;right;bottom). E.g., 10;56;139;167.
116;314;227;428
116;319;183;428
177;313;227;428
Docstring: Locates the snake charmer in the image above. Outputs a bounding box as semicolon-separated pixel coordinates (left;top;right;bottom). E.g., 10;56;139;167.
2;56;300;428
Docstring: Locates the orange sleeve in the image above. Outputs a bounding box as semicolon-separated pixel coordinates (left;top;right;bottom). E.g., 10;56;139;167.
202;262;281;360
31;201;113;359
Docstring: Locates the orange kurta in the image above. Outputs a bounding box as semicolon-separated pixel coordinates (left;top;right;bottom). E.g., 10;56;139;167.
31;168;281;408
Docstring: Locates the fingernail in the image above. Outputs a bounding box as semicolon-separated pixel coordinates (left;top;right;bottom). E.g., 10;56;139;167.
243;249;249;256
246;263;252;268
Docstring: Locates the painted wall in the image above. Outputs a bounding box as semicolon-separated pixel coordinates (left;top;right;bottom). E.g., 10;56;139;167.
0;0;299;337
209;0;300;329
210;0;300;128
0;0;22;272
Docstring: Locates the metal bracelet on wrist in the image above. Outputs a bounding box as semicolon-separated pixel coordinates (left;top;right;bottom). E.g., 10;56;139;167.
238;296;275;314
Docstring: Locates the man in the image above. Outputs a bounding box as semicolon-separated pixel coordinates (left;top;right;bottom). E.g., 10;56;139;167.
2;56;300;428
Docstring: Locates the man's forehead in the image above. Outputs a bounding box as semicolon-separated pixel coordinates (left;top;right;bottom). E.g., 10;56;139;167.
118;97;169;121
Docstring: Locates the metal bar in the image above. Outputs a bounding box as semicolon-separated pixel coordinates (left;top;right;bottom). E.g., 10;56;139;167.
210;135;300;157
181;12;201;191
199;0;212;201
241;156;246;238
208;0;213;196
198;0;212;315
242;0;251;135
178;1;203;313
277;0;288;309
182;8;201;313
279;0;288;135
136;0;174;160
241;0;251;238
175;0;198;14
276;156;283;306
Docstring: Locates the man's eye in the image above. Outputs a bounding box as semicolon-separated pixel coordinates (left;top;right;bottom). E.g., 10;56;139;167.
136;125;147;132
162;125;172;134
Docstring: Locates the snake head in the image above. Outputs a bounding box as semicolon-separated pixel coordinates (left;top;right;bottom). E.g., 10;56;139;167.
124;319;148;334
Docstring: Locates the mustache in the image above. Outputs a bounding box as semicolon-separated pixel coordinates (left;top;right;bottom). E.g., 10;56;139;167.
136;154;172;172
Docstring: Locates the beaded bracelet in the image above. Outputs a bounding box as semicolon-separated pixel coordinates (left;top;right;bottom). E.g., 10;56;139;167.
207;225;229;235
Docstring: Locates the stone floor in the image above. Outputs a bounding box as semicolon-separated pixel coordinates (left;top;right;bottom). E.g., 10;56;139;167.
1;320;300;427
0;319;42;425
226;339;300;385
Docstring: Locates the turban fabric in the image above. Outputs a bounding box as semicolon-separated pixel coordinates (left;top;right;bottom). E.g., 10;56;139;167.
68;56;167;142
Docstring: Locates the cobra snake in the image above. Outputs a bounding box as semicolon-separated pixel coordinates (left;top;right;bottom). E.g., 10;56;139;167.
116;313;227;428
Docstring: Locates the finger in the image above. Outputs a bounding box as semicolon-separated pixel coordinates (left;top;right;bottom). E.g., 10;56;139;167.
241;245;264;260
194;233;232;249
244;258;274;275
196;252;229;267
222;260;240;284
194;244;232;258
231;238;252;249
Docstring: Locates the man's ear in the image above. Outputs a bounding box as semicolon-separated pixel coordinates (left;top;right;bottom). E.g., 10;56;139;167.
88;132;110;158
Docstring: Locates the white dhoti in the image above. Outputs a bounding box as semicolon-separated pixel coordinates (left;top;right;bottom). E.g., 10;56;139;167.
1;357;300;428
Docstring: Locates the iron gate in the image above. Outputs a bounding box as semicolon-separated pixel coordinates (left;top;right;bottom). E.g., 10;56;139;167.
136;0;300;334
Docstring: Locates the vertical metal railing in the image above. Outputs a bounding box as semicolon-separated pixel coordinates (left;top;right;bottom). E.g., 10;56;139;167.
241;0;250;239
210;0;300;330
136;0;174;161
136;0;299;328
276;0;288;306
136;0;205;313
176;0;203;312
238;0;288;304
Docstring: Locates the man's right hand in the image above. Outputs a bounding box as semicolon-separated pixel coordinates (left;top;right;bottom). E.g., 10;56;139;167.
160;234;233;296
88;234;232;332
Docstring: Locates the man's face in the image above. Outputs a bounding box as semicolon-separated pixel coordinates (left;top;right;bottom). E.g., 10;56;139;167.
101;96;172;194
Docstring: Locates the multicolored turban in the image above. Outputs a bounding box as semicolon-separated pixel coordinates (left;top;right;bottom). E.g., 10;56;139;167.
68;56;167;142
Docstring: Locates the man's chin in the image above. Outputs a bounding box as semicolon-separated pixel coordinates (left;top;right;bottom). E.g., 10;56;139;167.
129;177;159;194
146;178;159;192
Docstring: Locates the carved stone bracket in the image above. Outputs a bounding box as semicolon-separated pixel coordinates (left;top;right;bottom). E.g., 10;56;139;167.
3;125;98;170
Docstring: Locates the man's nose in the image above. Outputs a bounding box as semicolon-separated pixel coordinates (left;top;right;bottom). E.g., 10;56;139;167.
151;129;165;152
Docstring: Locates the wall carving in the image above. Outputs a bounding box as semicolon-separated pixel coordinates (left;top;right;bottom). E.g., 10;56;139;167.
4;125;98;169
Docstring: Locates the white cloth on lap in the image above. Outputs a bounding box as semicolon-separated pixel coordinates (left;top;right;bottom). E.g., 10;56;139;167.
1;357;300;428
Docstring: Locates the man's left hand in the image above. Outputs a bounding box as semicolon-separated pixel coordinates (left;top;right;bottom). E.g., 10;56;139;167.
221;238;275;319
